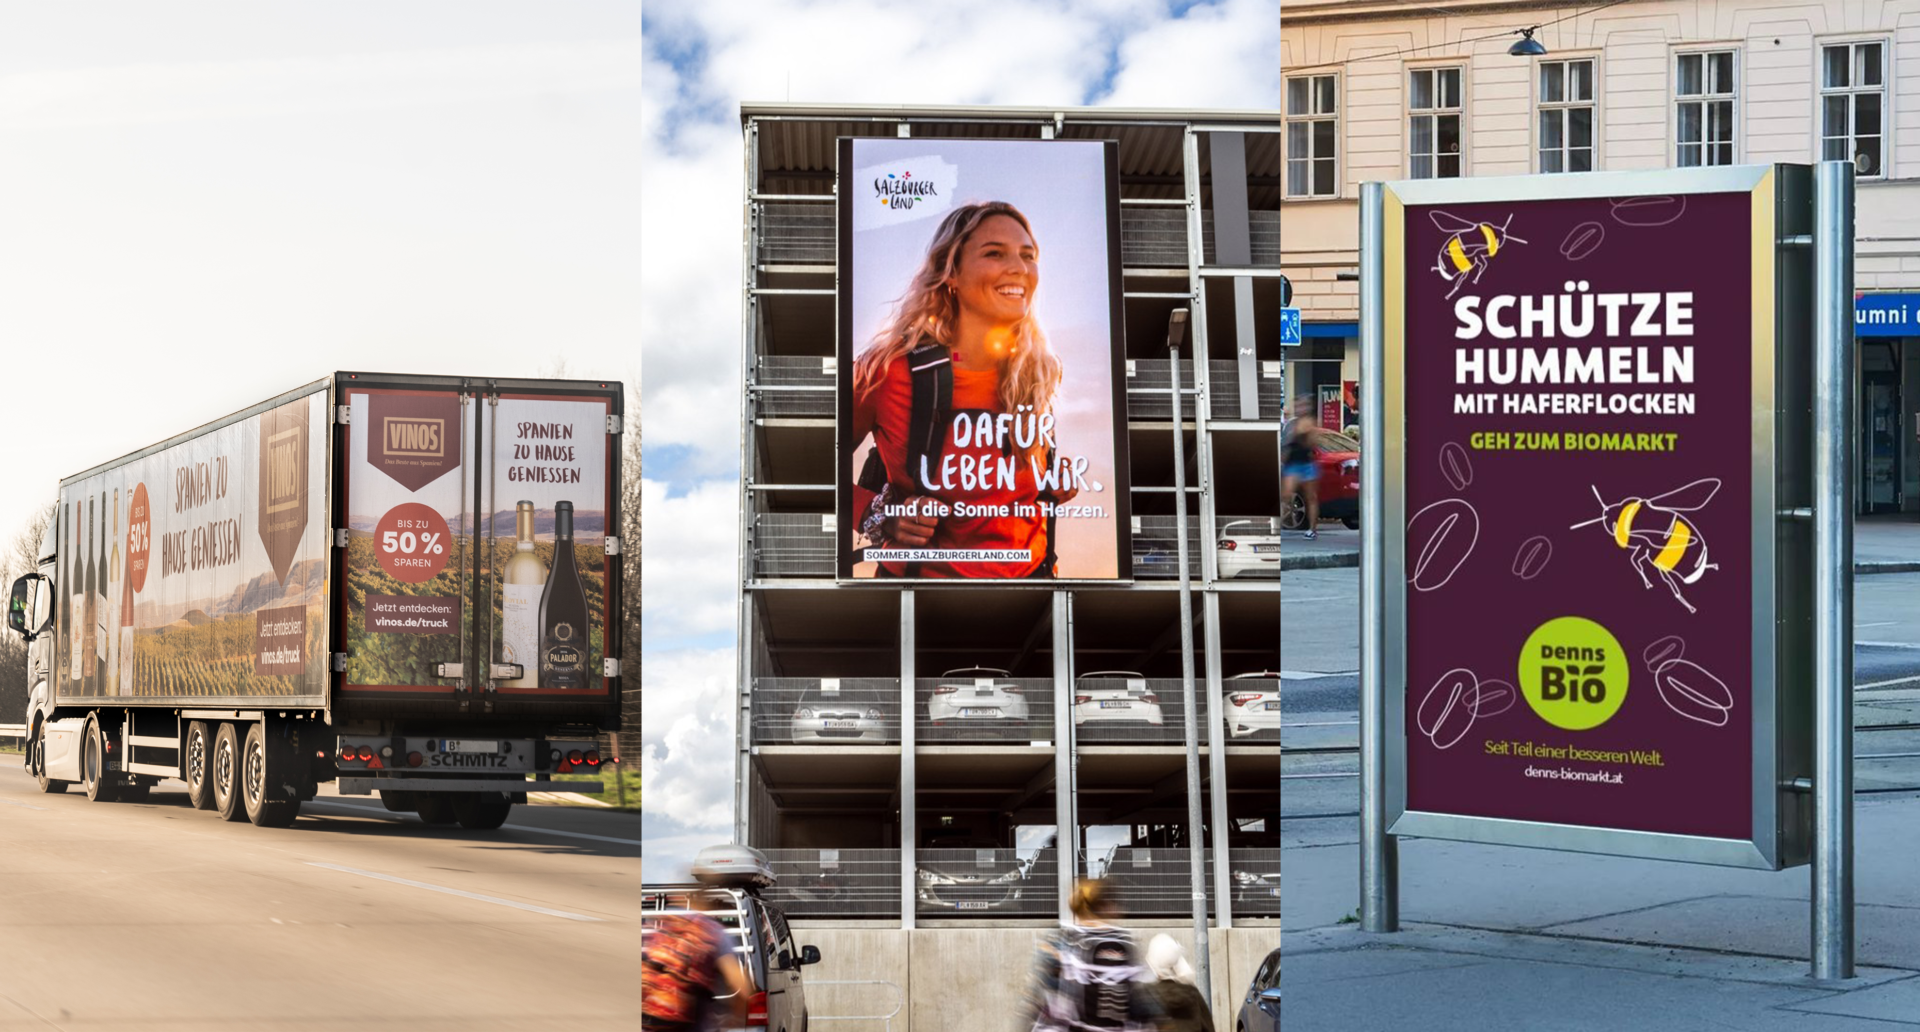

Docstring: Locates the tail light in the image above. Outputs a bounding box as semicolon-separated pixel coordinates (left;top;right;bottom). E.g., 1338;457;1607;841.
1140;693;1160;705
746;990;769;1027
357;747;374;762
339;747;355;762
567;750;584;764
1003;685;1022;694
1074;694;1091;706
931;686;959;695
407;752;424;767
1230;693;1263;707
1219;539;1236;550
585;751;601;766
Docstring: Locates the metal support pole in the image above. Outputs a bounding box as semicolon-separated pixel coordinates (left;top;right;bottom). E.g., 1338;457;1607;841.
900;590;917;930
1203;591;1234;929
1169;310;1211;992
1811;160;1855;981
1358;181;1399;933
1053;590;1076;925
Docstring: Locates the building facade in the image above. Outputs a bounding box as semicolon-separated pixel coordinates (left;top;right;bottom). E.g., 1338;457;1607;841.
731;103;1280;1019
1283;0;1920;512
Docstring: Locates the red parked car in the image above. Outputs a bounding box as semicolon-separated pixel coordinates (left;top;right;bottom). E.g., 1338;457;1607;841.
1282;425;1359;531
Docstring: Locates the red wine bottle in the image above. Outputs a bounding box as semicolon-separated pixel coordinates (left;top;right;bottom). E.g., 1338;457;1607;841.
537;501;589;689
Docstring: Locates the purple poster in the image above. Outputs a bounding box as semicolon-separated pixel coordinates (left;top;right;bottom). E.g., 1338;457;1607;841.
1402;191;1753;841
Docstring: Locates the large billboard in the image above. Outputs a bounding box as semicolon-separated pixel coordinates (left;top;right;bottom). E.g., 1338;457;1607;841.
55;387;330;702
1380;166;1814;869
836;136;1130;580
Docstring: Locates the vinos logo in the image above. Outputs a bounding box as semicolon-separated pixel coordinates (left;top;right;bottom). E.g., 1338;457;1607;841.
1518;616;1628;731
874;171;938;210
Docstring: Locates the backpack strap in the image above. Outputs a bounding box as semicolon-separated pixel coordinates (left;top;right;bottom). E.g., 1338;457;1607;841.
903;343;953;489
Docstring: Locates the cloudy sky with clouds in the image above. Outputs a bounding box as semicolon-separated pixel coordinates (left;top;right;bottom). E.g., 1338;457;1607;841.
639;0;1279;872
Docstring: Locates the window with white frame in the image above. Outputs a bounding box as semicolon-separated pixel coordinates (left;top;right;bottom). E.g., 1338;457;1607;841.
1538;58;1595;173
1285;74;1338;197
1675;50;1736;166
1410;67;1464;178
1822;41;1885;177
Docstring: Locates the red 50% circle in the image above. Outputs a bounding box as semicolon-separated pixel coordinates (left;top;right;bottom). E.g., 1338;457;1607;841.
374;503;451;584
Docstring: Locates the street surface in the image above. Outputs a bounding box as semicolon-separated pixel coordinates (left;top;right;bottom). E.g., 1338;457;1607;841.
1282;566;1920;1028
0;757;639;1031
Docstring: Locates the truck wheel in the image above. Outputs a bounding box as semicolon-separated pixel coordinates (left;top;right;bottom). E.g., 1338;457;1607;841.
243;722;301;828
415;793;458;825
33;722;68;794
82;715;118;803
184;720;216;810
213;722;247;822
452;792;511;830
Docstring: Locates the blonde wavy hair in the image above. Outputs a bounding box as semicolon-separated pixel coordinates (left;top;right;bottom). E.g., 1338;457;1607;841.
852;201;1062;462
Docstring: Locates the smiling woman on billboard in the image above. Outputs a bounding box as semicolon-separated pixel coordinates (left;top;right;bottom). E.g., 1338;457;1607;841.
838;137;1130;581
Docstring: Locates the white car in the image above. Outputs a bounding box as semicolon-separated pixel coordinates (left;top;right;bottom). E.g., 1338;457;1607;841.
1225;671;1281;739
790;682;891;743
1217;519;1282;580
927;667;1030;737
1073;671;1165;727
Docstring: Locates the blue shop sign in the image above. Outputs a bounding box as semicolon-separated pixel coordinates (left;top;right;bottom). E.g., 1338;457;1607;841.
1856;293;1920;337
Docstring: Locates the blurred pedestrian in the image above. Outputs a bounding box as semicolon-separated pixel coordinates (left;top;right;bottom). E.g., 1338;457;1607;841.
1018;878;1165;1031
642;888;754;1031
1144;934;1215;1032
1282;397;1322;539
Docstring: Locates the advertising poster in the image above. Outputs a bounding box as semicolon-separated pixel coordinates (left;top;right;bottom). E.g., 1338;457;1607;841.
836;136;1130;580
57;391;329;701
1400;189;1756;842
343;387;475;690
484;395;611;694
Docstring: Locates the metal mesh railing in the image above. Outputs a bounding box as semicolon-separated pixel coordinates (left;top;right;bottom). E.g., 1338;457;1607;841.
1130;516;1201;579
1080;848;1279;917
1228;847;1281;915
751;678;901;745
752;512;837;578
1202;209;1280;267
1124;358;1197;420
762;849;904;918
1071;677;1195;744
916;848;1059;917
1121;208;1189;267
1207;360;1286;420
754;355;837;417
758;203;1195;268
914;676;1055;743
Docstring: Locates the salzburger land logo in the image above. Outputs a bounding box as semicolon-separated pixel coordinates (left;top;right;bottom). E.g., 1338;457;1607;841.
874;171;938;210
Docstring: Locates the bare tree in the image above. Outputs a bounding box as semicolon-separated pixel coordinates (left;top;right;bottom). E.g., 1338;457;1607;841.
618;383;642;766
0;503;56;729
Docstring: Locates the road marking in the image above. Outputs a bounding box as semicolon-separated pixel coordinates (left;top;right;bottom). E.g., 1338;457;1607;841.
305;862;604;922
1860;675;1920;691
303;798;643;846
1280;670;1356;681
0;798;47;811
1857;640;1920;649
1282;595;1349;604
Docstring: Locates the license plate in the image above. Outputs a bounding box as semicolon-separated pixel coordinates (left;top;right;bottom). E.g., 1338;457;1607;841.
445;739;499;754
960;708;996;717
1264;701;1282;711
1253;544;1281;553
1098;701;1130;709
824;720;857;729
956;901;991;910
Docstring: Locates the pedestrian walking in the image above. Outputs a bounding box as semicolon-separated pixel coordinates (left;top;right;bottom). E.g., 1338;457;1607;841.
1143;934;1215;1032
1018;878;1165;1031
642;888;755;1031
1282;398;1322;539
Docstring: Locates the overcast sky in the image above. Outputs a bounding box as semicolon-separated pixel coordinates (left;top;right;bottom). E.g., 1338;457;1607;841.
639;0;1279;874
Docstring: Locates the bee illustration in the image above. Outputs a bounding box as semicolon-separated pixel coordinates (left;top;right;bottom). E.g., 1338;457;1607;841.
1568;478;1721;614
1431;211;1527;300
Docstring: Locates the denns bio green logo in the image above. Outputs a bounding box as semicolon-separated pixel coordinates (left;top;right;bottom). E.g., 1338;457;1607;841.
1519;616;1627;731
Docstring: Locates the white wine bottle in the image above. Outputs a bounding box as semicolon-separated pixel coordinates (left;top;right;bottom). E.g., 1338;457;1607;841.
107;488;121;696
500;500;545;687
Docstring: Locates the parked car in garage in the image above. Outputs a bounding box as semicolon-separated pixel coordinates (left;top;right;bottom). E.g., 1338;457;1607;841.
915;831;1035;911
1217;518;1283;579
1073;671;1166;728
643;844;821;1032
789;681;892;744
1282;422;1360;531
927;667;1030;738
1237;948;1282;1031
1224;671;1281;739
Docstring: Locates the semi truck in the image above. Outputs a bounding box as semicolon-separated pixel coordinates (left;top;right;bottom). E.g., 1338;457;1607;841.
3;373;625;829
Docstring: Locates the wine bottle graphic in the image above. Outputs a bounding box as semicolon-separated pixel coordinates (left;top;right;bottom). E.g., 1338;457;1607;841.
501;500;545;687
108;488;121;696
119;488;137;695
83;496;97;693
537;501;588;689
66;504;79;684
95;492;109;687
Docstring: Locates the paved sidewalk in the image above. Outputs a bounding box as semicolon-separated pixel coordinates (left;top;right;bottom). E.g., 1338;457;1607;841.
1283;790;1920;1029
1280;517;1920;572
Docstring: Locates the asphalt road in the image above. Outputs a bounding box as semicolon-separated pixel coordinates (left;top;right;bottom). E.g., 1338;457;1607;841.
0;757;639;1031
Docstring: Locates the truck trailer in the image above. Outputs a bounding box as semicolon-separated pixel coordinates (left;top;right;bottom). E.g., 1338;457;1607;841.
4;373;625;829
